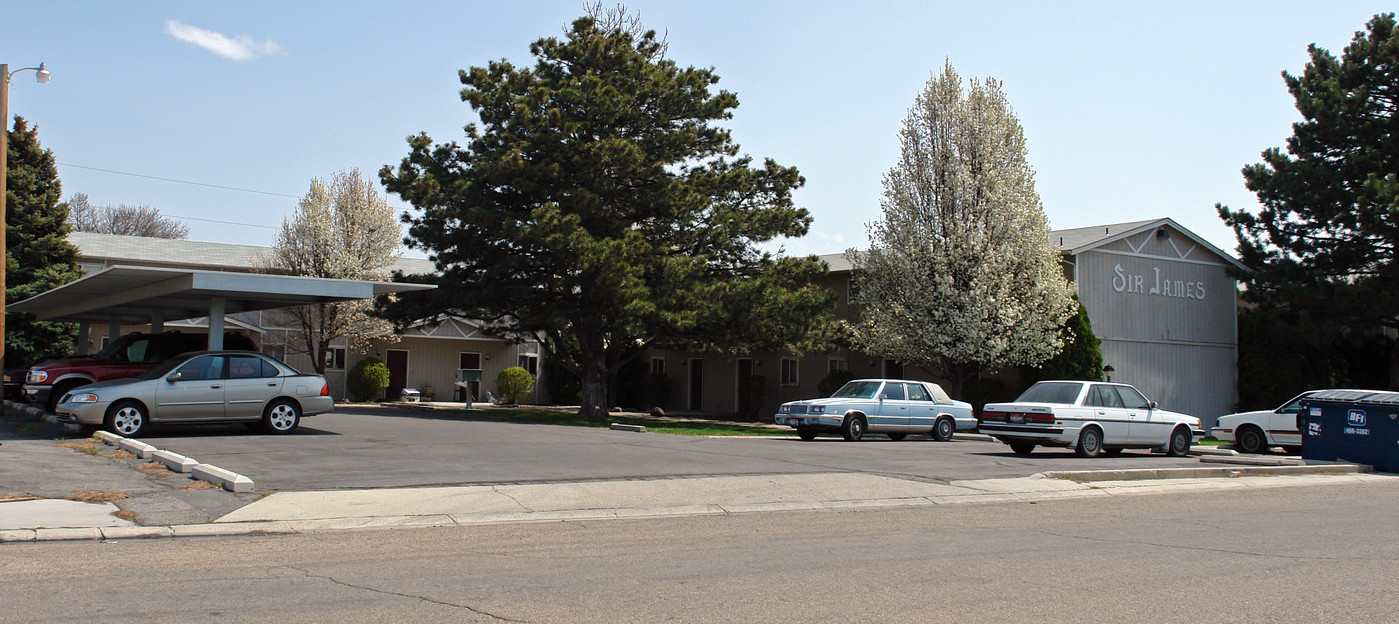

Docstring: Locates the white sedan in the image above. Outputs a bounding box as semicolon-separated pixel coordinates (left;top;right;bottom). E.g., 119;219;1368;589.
980;380;1205;457
1210;391;1317;454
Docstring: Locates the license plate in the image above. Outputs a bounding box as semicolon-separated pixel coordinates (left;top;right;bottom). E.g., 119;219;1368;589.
1010;415;1024;424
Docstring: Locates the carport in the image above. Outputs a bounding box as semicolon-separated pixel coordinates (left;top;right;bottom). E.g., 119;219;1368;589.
9;265;434;352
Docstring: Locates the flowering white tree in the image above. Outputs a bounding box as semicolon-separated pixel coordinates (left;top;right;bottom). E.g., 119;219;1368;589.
850;62;1075;396
267;168;402;374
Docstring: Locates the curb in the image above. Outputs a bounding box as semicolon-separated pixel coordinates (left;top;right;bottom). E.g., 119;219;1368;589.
1042;462;1369;483
4;400;254;493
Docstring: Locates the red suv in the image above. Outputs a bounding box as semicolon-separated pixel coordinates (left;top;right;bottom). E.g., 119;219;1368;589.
23;331;257;412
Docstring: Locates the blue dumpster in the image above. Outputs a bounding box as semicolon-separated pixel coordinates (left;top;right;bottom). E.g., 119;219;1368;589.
1299;389;1399;473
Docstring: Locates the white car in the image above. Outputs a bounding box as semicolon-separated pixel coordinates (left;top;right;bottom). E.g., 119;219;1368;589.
1210;391;1319;454
774;379;976;441
980;380;1205;457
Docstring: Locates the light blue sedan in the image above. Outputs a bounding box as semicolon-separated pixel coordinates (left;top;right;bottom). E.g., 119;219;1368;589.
775;379;977;441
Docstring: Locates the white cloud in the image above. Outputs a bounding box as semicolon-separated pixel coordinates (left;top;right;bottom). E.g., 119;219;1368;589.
165;20;280;61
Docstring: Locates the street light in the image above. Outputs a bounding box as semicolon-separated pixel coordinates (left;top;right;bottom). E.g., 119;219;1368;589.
1;62;52;364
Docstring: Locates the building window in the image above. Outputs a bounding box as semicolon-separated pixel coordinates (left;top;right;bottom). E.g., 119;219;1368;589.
324;347;346;371
651;357;665;374
828;358;847;372
780;358;799;386
518;354;538;376
460;352;482;370
264;344;286;362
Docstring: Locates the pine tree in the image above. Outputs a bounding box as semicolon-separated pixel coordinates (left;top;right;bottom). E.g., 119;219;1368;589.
380;15;836;417
1218;13;1399;388
5;117;80;366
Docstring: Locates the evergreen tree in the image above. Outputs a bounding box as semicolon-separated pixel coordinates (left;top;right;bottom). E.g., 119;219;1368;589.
5;117;80;366
380;15;836;417
1218;13;1399;388
1019;296;1103;390
851;62;1076;396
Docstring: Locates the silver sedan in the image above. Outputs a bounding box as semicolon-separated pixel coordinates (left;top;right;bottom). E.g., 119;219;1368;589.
54;350;334;436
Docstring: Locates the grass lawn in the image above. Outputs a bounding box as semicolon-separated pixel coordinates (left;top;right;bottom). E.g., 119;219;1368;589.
428;406;787;437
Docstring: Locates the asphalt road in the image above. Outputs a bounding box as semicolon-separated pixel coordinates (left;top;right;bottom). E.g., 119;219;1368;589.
5;480;1397;623
117;404;1211;491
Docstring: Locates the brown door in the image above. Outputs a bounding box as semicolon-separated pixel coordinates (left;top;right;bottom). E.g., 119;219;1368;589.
386;350;409;401
689;358;703;410
736;358;754;417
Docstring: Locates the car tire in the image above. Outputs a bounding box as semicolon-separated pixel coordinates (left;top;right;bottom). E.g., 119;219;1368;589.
1166;426;1191;457
104;400;148;437
1008;441;1036;455
47;379;87;414
1075;426;1104;458
931;417;955;442
797;428;818;441
841;414;866;441
261;399;301;434
1235;425;1267;454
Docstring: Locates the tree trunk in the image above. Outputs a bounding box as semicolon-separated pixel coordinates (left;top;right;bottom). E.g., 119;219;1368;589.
579;373;608;419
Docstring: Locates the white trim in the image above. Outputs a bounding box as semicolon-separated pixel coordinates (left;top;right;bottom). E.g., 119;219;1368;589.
1103;337;1236;349
1082;247;1232;268
1065;218;1247;271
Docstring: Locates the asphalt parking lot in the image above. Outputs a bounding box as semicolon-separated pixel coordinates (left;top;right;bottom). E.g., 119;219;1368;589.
83;403;1210;492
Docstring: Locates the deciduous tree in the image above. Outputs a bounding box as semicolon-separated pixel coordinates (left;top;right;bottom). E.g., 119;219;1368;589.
5;117;80;366
850;62;1075;396
1218;13;1399;389
67;193;190;239
380;14;836;417
267;168;401;374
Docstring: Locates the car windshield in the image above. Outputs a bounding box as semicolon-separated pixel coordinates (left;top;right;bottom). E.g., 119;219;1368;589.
831;381;882;399
1014;381;1084;405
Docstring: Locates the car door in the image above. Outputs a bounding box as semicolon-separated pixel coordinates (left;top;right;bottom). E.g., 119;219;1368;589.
1086;384;1131;444
905;382;939;430
154;355;226;421
1267;393;1308;446
1114;385;1158;444
870;381;909;430
223;354;282;419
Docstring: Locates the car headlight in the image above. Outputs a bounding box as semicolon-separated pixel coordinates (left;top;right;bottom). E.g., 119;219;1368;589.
809;406;825;414
27;370;48;383
67;392;100;404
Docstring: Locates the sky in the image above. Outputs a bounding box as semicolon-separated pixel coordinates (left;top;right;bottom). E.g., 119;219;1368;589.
2;1;1392;259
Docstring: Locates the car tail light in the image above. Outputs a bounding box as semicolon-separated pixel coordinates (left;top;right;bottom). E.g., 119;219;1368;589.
320;383;330;397
1025;412;1055;424
981;411;1006;422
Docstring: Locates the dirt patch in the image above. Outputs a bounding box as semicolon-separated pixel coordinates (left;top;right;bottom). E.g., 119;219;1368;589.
67;490;129;503
55;439;104;455
115;510;139;521
106;449;137;460
137;461;174;475
178;480;221;491
0;493;39;503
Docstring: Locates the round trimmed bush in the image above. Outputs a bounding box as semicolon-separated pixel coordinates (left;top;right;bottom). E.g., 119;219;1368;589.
817;369;858;397
497;366;534;405
348;357;390;402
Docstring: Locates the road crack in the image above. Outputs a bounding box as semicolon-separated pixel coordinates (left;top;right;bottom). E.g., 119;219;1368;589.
283;565;527;622
1034;529;1384;562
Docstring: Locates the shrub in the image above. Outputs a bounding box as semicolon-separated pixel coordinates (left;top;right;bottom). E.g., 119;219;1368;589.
348;357;390;402
817;369;858;397
497;366;534;405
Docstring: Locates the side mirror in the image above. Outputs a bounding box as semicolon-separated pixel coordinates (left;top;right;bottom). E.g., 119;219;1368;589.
1149;400;1158;410
877;393;889;401
166;372;183;382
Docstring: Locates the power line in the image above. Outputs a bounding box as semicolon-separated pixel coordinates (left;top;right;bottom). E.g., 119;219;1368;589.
165;214;280;230
57;162;302;198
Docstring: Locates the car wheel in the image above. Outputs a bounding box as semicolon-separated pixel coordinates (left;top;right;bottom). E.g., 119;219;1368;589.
261;399;301;434
1075;426;1104;458
104;400;148;437
1283;446;1302;455
887;432;907;441
841;414;866;441
931;417;955;441
1166;426;1191;457
797;427;818;441
1008;441;1036;455
1235;425;1267;454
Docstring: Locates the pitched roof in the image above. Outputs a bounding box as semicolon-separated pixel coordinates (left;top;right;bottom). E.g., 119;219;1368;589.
69;231;437;276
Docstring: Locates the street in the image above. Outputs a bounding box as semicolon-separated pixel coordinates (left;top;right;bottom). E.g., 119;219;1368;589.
5;480;1396;623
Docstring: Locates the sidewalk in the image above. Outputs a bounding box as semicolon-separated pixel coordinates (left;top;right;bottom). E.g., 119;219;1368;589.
2;465;1385;542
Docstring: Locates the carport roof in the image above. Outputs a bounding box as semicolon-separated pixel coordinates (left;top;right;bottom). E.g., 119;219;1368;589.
9;265;435;324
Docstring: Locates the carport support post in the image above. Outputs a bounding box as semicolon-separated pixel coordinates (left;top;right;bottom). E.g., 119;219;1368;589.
107;319;121;344
75;322;89;355
208;297;225;350
150;309;163;333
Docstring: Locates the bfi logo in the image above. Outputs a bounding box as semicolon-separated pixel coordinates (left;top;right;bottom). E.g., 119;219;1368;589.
1348;410;1367;427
